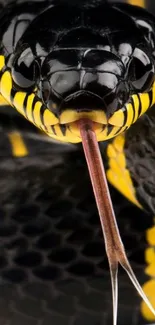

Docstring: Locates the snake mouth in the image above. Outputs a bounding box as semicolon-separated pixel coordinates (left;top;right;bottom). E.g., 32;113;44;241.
51;89;153;143
56;106;130;142
58;104;132;129
46;108;128;143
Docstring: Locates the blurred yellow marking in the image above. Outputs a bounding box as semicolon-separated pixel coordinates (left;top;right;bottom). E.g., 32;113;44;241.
127;0;145;7
141;219;155;321
141;280;155;321
117;153;126;169
107;144;117;158
145;263;155;278
113;134;125;152
145;247;155;266
8;131;28;157
146;226;155;246
107;134;141;208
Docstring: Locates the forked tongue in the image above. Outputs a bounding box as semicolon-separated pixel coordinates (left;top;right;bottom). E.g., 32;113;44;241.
78;118;155;325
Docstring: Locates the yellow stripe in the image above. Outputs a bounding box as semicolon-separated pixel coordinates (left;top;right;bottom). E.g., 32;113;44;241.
33;101;43;127
132;94;140;123
53;124;64;137
0;55;5;71
109;86;155;128
139;93;150;116
43;108;58;125
13;91;27;116
108;109;124;127
127;0;145;7
7;131;28;157
0;71;12;104
125;103;134;127
25;93;35;123
106;125;128;140
0;94;10;106
43;125;77;143
0;68;58;129
107;126;124;139
151;82;155;106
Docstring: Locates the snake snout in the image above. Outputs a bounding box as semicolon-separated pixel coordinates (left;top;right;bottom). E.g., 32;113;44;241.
58;91;107;125
60;90;105;111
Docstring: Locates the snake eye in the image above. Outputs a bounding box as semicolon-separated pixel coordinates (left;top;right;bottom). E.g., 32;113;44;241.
12;47;40;89
128;48;155;92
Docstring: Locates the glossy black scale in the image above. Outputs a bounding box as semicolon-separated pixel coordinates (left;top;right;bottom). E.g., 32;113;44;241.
0;0;53;54
2;0;155;121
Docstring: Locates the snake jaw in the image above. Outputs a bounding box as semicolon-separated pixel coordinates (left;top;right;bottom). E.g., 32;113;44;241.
78;118;155;325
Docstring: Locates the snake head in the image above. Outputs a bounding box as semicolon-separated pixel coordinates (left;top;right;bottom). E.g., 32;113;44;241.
10;41;155;142
40;44;154;116
3;2;155;142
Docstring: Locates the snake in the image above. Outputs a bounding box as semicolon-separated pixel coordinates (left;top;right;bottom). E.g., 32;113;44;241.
1;0;155;323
